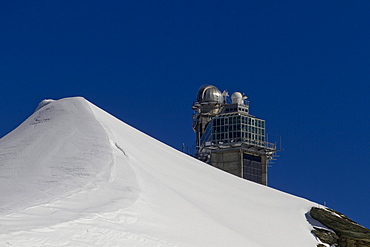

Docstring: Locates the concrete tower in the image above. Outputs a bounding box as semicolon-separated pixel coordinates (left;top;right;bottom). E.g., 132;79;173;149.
192;85;278;185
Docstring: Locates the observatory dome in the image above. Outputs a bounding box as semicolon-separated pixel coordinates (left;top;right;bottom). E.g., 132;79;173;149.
231;92;244;105
196;85;223;104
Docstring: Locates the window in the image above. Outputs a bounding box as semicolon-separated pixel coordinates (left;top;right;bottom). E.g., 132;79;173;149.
243;154;262;184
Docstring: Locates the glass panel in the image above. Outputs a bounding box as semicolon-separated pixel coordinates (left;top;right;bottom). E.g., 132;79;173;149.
200;120;213;146
243;154;262;184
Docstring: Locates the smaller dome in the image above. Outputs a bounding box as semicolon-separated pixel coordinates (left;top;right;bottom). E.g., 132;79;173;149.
231;92;245;105
196;85;223;104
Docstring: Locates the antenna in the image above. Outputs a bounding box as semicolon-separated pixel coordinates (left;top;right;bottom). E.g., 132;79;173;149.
222;90;229;103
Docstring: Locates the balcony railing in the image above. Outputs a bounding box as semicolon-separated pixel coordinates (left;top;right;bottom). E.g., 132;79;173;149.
201;137;276;150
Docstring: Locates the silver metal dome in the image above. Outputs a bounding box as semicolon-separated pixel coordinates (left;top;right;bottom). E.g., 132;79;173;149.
196;85;223;104
231;92;247;105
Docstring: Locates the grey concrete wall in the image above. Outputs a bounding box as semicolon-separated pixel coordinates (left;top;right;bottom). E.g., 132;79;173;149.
211;151;241;177
211;150;268;186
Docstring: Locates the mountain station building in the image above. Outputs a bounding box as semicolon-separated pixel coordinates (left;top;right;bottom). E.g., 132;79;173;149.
192;85;279;185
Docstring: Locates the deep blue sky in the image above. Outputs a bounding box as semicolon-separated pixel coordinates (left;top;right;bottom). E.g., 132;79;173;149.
1;1;369;227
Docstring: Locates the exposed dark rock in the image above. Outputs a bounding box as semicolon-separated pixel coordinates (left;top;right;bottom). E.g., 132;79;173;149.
311;227;339;246
310;207;370;247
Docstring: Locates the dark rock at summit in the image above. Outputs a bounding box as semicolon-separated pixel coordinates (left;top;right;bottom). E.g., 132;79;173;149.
310;207;370;247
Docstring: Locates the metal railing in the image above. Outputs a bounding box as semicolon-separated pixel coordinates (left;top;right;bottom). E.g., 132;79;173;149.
201;137;276;150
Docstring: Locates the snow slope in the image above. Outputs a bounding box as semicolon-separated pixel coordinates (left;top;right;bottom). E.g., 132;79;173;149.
0;97;322;246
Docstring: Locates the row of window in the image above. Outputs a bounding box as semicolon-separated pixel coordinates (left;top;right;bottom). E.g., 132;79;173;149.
224;107;248;113
213;132;265;142
213;125;265;135
199;114;268;148
213;115;265;128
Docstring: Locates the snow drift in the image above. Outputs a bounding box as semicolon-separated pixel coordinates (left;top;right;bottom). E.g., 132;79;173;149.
0;97;322;246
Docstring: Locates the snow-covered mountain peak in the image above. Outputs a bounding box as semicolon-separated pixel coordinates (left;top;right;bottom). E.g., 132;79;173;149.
0;97;321;246
34;98;55;112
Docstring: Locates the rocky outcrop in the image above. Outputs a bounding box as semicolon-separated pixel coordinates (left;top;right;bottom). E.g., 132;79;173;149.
311;227;339;246
310;207;370;247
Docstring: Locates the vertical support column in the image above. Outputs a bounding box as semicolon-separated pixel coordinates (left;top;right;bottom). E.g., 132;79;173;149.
261;155;268;186
240;150;244;178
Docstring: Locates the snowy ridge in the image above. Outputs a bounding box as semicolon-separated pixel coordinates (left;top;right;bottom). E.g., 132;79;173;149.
0;97;321;246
